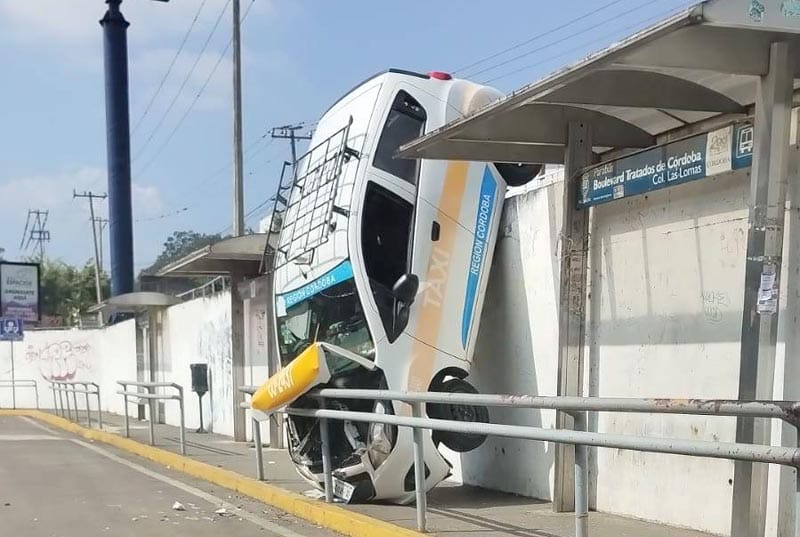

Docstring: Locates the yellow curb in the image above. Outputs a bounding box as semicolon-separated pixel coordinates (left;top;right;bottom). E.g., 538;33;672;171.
1;409;425;537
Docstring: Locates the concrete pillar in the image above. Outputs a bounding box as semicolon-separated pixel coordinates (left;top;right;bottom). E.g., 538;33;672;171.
231;271;247;441
732;41;793;537
554;122;593;512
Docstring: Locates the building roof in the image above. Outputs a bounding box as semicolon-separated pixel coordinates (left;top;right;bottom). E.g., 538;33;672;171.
156;234;268;277
399;0;800;165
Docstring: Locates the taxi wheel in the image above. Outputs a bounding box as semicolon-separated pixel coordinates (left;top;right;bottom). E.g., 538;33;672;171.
429;378;489;453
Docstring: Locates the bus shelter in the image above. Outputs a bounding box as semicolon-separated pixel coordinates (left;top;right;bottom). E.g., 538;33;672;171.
401;1;800;535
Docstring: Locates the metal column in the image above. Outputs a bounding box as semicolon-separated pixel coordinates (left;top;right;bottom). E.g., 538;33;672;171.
231;272;247;441
733;41;794;537
554;121;593;512
99;0;134;296
265;269;285;448
231;0;245;236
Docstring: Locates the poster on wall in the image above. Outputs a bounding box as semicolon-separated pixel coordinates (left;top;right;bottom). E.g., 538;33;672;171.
0;262;41;323
578;122;754;208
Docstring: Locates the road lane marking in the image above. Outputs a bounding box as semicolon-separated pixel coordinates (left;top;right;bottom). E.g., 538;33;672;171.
19;416;62;435
70;438;310;537
0;434;62;441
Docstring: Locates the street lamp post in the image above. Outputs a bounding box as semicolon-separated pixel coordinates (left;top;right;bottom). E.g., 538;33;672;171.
99;0;168;298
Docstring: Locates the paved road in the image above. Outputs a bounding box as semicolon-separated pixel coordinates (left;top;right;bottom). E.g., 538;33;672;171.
0;415;339;537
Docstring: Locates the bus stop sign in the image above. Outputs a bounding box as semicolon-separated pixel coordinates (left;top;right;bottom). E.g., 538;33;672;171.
0;317;23;341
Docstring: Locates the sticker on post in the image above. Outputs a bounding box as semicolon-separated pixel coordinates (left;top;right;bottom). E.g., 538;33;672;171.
332;477;355;502
757;264;778;315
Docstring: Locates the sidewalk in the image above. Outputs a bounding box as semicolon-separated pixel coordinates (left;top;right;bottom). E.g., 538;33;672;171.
72;411;714;537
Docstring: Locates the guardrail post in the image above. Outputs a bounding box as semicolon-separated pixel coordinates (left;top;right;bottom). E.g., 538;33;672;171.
573;411;589;537
147;385;155;446
122;384;130;437
253;416;265;481
83;383;92;427
96;385;103;429
51;383;58;416
411;402;428;532
58;384;66;418
71;385;80;424
319;400;334;503
177;385;186;455
64;384;73;421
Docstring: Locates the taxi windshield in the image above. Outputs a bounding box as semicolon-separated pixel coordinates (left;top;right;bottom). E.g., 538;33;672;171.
276;278;375;369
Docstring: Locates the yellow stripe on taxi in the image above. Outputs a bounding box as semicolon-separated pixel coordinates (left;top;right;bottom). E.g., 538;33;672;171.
251;343;328;411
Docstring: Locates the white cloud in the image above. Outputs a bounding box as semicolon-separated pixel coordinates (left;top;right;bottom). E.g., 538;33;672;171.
132;182;164;217
130;46;232;118
0;166;165;265
0;0;269;50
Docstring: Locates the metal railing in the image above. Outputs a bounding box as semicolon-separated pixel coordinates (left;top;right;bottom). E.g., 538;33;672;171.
240;387;800;536
50;381;102;428
0;379;39;409
176;275;228;300
117;380;185;455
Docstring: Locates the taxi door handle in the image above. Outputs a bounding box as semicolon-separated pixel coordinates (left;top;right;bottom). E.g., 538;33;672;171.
431;221;440;241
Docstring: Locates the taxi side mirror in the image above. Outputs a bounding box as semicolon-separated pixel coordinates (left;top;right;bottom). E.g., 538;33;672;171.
392;273;419;305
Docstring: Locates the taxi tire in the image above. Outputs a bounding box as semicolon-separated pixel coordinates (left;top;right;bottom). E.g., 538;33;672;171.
429;378;489;453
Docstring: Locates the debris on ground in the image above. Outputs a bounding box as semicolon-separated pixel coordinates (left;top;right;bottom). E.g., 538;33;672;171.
172;501;186;511
215;507;233;517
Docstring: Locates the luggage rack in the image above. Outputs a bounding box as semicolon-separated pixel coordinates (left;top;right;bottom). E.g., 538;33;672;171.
260;118;358;273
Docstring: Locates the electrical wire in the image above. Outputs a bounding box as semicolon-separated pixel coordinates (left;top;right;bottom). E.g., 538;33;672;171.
131;0;210;135
464;0;660;80
135;0;257;178
453;0;628;76
482;2;691;85
133;0;232;161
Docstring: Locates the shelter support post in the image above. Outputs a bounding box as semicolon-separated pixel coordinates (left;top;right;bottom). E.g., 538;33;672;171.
265;269;285;449
253;417;264;480
733;41;794;537
231;271;247;442
554;121;593;512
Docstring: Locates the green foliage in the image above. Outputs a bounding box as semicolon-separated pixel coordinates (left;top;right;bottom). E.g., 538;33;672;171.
142;230;224;275
39;259;109;325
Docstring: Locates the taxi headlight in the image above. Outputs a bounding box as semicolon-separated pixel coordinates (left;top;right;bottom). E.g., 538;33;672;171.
367;400;396;468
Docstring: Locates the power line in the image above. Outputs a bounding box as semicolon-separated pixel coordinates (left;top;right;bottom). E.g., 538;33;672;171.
463;0;659;80
131;0;210;135
73;190;108;304
453;0;628;76
134;0;257;178
482;3;688;85
135;130;277;223
133;0;232;161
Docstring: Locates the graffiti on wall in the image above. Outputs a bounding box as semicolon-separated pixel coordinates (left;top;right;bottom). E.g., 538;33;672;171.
25;340;93;381
198;309;232;431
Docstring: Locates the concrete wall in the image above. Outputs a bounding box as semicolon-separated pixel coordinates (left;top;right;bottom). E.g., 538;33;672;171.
462;172;563;499
0;319;137;414
465;157;799;535
160;291;234;437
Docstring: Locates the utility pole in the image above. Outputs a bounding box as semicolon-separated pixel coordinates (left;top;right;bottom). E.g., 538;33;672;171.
270;124;313;169
232;0;245;237
94;217;110;272
19;210;51;260
73;190;108;305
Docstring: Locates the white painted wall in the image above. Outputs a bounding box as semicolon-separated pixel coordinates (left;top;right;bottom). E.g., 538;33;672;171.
464;156;799;535
0;319;137;414
160;291;234;436
461;174;564;499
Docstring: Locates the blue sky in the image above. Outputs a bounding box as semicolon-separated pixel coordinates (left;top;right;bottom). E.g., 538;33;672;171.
0;0;691;271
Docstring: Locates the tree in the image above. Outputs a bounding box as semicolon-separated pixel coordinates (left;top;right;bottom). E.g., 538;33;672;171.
141;230;224;276
39;260;110;325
